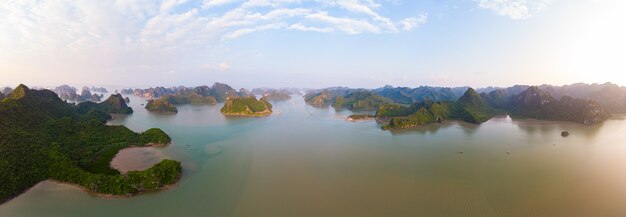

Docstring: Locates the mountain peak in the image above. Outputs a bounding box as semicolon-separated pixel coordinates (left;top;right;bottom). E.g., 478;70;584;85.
463;88;478;96
8;84;31;99
457;88;484;106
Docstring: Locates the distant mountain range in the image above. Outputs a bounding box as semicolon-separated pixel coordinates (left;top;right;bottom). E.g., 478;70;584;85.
304;82;623;128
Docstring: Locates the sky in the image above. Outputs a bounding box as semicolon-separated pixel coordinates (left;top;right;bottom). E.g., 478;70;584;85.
0;0;625;89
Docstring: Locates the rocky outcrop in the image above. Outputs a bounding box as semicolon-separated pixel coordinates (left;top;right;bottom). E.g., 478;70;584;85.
509;87;609;124
262;91;292;101
77;94;133;114
145;98;178;113
220;96;272;116
304;90;335;107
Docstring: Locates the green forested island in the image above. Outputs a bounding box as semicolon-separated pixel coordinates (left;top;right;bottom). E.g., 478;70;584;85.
303;84;617;129
220;96;273;116
378;88;497;129
145;97;179;113
0;85;182;204
377;87;609;129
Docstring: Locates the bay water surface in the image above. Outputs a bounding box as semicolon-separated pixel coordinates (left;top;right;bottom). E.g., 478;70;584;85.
2;95;626;216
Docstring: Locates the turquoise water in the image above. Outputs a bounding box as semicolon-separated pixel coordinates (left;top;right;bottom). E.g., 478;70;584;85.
2;95;626;216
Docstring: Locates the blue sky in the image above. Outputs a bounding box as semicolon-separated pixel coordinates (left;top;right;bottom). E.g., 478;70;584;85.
1;0;625;89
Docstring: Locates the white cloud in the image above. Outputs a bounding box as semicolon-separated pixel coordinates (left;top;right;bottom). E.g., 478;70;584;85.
332;0;397;32
202;0;237;9
478;0;551;20
306;11;380;34
219;62;231;70
200;62;231;70
223;23;285;39
400;13;427;31
288;23;333;32
0;0;428;83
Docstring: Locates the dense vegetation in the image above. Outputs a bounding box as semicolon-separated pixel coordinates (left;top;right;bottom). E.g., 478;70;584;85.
379;87;609;129
333;91;393;110
220;96;272;116
0;85;181;204
379;88;496;129
77;94;133;114
145;98;179;113
304;86;465;109
144;89;219;113
163;91;218;105
374;85;468;104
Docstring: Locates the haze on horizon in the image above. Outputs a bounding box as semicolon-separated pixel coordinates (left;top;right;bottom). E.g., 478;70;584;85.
1;0;625;89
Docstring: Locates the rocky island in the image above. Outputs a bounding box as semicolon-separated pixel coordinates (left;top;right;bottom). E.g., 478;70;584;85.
0;84;181;204
145;97;179;113
53;85;103;102
261;91;292;101
77;93;133;114
378;86;610;130
220;96;273;116
378;88;496;129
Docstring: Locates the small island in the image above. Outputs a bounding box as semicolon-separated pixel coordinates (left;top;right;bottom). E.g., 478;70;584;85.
261;91;292;101
346;114;375;121
0;85;181;204
220;96;273;116
145;97;179;113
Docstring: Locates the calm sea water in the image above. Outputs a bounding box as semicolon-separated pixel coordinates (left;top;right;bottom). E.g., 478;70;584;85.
2;95;626;217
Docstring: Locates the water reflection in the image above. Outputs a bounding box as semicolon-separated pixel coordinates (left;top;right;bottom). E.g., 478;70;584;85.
510;117;605;139
387;121;461;136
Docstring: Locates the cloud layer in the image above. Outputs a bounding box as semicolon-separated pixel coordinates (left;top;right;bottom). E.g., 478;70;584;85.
0;0;427;52
477;0;551;20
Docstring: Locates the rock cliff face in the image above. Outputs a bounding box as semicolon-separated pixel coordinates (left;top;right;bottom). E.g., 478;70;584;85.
220;96;272;116
304;90;335;107
53;85;81;101
89;86;108;93
210;83;239;102
52;85;101;102
120;88;134;95
1;87;12;95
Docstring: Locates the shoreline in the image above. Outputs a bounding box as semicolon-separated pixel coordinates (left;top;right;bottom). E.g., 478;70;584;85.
2;142;176;205
221;111;272;117
3;175;181;205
